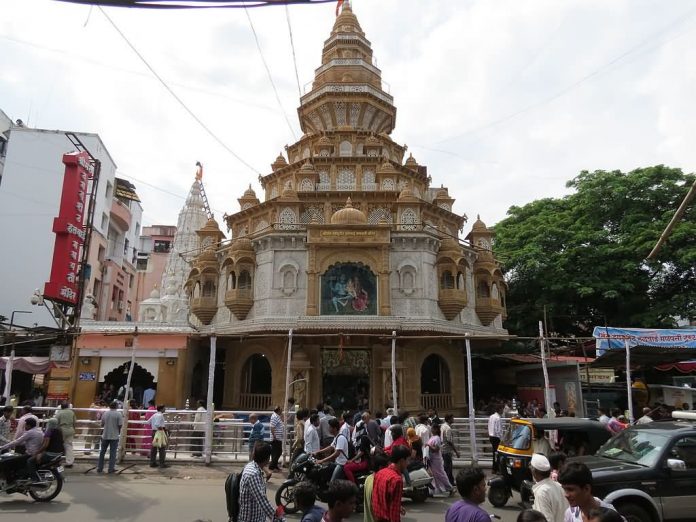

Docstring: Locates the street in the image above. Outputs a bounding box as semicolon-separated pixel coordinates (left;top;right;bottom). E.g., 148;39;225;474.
0;466;527;522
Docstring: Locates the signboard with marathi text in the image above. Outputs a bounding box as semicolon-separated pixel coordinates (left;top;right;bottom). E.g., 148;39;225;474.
593;327;696;355
47;379;71;401
43;151;94;305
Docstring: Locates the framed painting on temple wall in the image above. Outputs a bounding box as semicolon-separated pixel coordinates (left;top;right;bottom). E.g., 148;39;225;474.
320;262;377;315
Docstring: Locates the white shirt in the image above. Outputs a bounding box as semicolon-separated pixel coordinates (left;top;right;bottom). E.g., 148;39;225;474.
598;414;610;424
488;412;502;438
193;406;206;426
416;423;431;459
149;412;166;430
332;433;349;466
636;415;653;424
532;477;568;522
384;427;393;447
533;437;553;456
339;422;351;441
304;423;320;453
564;498;618;522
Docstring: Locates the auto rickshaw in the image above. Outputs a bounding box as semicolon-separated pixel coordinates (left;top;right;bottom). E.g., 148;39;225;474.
487;417;612;507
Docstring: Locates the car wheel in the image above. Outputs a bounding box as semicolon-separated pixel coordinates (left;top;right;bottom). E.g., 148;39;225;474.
616;502;653;522
487;486;508;508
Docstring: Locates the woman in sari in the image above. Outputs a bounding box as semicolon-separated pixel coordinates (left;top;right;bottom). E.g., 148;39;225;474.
427;424;454;495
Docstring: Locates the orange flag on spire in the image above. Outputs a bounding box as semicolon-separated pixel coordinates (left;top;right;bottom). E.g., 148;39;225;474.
336;0;344;16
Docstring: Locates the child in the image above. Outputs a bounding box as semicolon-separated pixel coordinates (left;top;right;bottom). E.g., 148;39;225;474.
548;451;567;482
294;481;325;522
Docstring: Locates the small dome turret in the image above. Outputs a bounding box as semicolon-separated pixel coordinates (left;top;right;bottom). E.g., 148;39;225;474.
331;197;367;225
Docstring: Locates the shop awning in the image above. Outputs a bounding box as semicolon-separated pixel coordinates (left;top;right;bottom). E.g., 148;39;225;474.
656;361;696;373
0;356;50;374
592;327;696;368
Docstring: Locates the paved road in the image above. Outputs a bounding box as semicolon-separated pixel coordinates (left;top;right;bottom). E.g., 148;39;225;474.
0;469;527;522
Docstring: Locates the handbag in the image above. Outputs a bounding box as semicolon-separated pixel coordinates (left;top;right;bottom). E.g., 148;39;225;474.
153;429;168;448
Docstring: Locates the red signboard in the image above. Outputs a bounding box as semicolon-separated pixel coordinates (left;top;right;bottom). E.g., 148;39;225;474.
44;151;93;305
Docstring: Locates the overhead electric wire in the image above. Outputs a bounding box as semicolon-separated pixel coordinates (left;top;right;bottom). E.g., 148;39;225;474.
98;6;261;174
244;4;298;140
433;6;696;147
285;4;303;98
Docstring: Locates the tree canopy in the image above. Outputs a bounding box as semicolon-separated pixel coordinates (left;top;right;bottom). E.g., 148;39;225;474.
493;166;696;337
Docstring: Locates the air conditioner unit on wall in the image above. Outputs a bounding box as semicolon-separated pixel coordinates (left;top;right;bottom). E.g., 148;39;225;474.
117;301;124;311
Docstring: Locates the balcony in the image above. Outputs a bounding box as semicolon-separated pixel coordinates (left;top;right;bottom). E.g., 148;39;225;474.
110;199;131;232
239;393;272;411
191;296;217;325
421;393;453;411
224;289;254;321
475;296;504;326
438;288;468;320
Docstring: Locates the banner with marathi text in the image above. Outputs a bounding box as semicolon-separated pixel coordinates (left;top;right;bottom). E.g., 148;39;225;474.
593;326;696;355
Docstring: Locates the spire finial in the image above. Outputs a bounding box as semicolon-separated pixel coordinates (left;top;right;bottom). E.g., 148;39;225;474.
195;161;203;181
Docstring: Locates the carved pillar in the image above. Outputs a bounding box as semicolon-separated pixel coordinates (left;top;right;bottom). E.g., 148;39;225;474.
379;246;391;315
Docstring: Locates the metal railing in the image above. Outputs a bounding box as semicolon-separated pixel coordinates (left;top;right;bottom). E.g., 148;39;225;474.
239;394;272;411
17;407;505;464
420;393;453;411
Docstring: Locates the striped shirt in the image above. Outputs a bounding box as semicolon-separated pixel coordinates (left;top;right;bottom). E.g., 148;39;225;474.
270;412;284;441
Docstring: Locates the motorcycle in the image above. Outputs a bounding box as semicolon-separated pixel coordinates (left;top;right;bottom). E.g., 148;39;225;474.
275;453;433;514
276;454;368;514
0;452;65;502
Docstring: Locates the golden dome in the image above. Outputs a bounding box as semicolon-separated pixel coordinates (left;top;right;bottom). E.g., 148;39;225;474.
471;215;488;232
398;182;418;202
435;188;449;199
243;184;257;198
200;217;221;234
377;159;397;174
331;197;367;225
405;153;418;168
272;153;288;171
300;160;316;173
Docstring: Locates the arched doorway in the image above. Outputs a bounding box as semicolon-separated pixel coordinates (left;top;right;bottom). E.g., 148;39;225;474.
102;362;156;406
420;354;452;411
240;354;272;410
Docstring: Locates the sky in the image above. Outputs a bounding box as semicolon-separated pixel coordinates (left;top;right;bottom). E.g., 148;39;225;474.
2;0;696;231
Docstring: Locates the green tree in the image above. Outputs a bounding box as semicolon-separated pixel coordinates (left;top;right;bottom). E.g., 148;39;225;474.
493;166;696;337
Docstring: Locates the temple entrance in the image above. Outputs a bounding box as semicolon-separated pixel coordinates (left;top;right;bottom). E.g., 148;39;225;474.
101;361;156;406
321;349;370;413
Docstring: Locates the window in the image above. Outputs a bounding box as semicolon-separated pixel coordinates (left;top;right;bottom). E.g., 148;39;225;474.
123;238;129;256
477;280;490;298
101;212;109;231
136;257;148;271
98;245;106;262
440;271;455;290
339;140;352;156
105;180;113;200
400;208;418;230
154;240;171;253
238;270;252;290
202;280;216;297
278;207;297;230
670;437;696;469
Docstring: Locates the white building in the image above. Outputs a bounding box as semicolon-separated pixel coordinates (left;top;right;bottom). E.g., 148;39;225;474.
0;111;142;327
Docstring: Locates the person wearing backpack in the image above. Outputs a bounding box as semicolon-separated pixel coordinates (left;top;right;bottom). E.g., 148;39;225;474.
313;418;348;481
238;441;285;522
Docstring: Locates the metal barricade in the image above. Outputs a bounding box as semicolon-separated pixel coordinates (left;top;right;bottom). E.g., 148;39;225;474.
19;407;503;465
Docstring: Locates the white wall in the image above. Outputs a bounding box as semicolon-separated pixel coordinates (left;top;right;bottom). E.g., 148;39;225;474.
0;127;116;327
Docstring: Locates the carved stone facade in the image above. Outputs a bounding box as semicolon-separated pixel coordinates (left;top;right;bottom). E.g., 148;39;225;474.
185;3;507;413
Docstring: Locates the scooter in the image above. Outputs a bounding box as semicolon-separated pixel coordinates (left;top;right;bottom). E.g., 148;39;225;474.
0;452;65;502
403;461;433;503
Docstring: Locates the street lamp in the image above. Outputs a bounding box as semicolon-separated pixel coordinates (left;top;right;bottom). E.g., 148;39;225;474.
2;310;32;401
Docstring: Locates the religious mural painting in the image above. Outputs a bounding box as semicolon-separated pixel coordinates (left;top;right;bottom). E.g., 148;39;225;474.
320;262;377;315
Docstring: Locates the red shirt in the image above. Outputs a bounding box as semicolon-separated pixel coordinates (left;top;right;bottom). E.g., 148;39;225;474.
385;436;410;455
372;464;403;522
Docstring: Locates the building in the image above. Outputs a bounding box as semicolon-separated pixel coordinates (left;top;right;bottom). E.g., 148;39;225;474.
0;112;143;402
180;4;508;414
0;113;143;327
73;178;206;407
132;224;177;320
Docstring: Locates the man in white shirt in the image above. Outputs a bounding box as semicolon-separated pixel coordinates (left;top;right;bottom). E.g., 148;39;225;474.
531;453;568;522
533;428;553;456
14;405;38;440
313;418;348;481
415;414;431;464
191;400;206;457
488;404;503;473
148;404;168;468
636;407;653;424
304;414;321;454
597;408;610;425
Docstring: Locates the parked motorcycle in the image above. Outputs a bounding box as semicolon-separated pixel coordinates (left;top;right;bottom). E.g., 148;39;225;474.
276;454;368;514
0;452;64;502
403;461;433;503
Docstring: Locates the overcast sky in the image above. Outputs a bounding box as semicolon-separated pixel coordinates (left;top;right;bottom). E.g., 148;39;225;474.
2;0;695;232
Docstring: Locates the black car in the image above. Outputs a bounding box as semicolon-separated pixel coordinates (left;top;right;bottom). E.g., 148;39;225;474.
574;419;696;522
